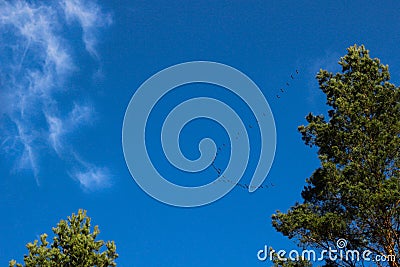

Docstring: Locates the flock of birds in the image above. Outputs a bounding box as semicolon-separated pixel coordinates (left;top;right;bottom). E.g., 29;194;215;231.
276;69;299;99
207;69;300;191
210;158;275;191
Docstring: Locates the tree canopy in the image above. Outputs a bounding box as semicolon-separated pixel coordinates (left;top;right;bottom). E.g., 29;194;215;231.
272;45;400;267
10;209;118;267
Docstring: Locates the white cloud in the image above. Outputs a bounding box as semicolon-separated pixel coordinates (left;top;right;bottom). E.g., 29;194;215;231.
70;153;111;191
45;113;64;155
0;1;74;77
72;166;111;191
69;103;94;126
44;103;94;155
62;0;112;57
14;119;39;183
0;0;112;190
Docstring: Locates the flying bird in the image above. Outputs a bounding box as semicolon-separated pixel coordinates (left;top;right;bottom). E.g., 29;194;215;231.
280;88;284;92
296;69;299;74
211;163;219;173
276;95;281;98
290;74;294;79
286;82;290;86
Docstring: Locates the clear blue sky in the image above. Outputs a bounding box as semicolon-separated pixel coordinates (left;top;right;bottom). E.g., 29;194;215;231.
1;0;400;266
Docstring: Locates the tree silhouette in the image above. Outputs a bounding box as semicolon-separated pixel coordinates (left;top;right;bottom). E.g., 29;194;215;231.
272;45;400;267
10;209;118;267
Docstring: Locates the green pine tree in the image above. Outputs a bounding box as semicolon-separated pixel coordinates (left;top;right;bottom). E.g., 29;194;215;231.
272;45;400;267
9;209;118;267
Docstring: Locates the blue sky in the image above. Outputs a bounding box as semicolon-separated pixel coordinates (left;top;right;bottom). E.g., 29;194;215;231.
1;0;400;266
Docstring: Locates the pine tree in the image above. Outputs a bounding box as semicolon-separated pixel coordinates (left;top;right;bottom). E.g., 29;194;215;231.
9;209;118;267
272;45;400;267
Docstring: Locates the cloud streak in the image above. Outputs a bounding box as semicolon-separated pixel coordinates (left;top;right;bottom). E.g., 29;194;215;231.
62;0;112;58
71;155;112;192
0;0;111;190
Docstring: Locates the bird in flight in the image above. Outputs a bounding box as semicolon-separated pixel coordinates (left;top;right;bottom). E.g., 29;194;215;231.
276;95;281;99
286;82;290;86
280;88;284;92
290;74;294;79
296;69;299;74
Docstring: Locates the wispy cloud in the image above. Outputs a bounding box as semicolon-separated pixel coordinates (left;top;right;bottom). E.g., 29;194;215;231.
45;113;64;156
69;103;94;126
45;103;95;155
0;0;111;190
62;0;112;57
71;156;112;191
74;167;111;191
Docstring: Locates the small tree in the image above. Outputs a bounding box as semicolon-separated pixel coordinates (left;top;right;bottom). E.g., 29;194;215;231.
10;209;118;267
272;45;400;267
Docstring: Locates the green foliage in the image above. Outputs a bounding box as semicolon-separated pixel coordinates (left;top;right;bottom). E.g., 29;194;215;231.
269;247;313;267
272;45;400;267
9;209;118;267
272;256;312;267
